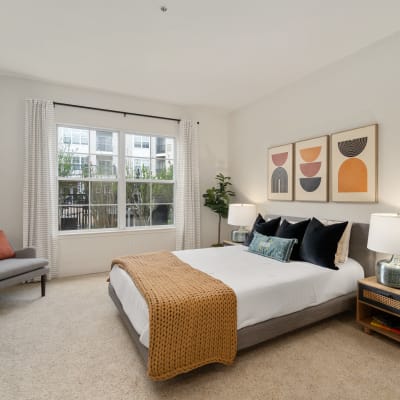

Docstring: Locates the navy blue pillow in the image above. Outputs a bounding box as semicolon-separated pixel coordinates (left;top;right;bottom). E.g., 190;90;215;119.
254;216;281;237
299;218;348;270
275;219;310;260
244;214;266;246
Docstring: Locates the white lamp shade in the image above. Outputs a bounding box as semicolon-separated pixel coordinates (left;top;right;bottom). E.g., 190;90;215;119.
227;204;256;227
367;213;400;254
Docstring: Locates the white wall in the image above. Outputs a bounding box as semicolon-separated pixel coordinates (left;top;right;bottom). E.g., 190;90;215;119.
228;31;400;223
0;75;229;276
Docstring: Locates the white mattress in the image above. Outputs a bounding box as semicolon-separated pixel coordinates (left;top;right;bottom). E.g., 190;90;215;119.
109;245;364;348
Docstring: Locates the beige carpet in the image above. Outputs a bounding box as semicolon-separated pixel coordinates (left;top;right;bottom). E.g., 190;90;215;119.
0;273;399;400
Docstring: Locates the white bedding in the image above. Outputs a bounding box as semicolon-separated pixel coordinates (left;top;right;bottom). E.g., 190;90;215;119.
109;245;364;348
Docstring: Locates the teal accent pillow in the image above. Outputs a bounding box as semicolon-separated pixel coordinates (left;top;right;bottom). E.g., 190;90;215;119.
248;232;297;262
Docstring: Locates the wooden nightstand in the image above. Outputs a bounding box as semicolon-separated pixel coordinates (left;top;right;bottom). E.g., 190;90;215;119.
223;240;242;246
357;276;400;343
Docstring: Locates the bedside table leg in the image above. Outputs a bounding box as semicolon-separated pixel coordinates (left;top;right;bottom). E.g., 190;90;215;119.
363;327;372;335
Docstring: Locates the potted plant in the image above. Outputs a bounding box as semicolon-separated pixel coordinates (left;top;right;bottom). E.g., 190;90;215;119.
202;173;235;246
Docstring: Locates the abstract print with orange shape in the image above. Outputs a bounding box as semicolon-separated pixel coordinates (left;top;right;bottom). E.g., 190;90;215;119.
337;137;368;193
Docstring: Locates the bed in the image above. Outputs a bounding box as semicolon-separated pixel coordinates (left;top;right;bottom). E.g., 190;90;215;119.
108;216;375;378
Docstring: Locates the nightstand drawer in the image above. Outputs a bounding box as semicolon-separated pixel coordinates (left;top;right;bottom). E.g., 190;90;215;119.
359;283;400;315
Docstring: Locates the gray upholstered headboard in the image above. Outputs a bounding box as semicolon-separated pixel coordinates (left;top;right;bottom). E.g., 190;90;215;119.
266;215;375;277
348;222;375;277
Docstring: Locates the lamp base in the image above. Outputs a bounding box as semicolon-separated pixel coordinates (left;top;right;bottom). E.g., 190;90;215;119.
376;255;400;288
231;229;248;243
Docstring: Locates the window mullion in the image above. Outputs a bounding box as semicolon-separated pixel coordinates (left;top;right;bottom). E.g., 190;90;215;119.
118;132;126;229
149;182;152;227
88;132;92;229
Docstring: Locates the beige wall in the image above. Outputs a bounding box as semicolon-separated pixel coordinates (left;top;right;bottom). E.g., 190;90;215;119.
0;76;229;276
228;31;400;223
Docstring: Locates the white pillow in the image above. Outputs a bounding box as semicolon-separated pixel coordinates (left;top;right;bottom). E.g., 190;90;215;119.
321;219;352;266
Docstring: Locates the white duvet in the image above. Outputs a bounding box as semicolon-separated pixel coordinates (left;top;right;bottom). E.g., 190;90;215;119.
109;245;364;348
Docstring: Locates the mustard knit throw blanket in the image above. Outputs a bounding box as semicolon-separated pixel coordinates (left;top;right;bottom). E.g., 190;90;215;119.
111;251;237;380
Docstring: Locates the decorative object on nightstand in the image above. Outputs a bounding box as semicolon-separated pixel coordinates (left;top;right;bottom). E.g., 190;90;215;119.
227;204;256;243
367;213;400;288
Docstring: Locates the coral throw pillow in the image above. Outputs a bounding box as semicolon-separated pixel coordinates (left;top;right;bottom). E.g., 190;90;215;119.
0;230;15;260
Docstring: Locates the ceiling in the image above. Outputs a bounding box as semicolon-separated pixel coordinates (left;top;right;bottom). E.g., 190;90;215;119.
1;0;400;111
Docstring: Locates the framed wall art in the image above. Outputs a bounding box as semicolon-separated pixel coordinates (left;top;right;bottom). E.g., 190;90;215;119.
294;135;328;202
267;143;293;201
330;124;378;202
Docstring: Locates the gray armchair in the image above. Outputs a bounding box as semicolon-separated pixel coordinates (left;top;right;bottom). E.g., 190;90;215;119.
0;248;49;296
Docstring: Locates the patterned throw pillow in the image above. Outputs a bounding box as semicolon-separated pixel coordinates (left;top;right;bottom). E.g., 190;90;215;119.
248;232;297;262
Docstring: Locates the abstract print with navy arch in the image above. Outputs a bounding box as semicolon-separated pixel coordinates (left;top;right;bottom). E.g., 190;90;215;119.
271;152;288;193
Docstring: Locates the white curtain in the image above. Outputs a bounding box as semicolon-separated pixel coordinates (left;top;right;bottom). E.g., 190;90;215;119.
175;120;201;250
23;99;58;278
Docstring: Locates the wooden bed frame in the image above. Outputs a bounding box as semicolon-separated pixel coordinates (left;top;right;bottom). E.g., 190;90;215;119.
108;218;375;364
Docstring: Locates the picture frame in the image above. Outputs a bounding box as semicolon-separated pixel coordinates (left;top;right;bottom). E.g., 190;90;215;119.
294;135;329;202
330;124;378;202
267;143;293;201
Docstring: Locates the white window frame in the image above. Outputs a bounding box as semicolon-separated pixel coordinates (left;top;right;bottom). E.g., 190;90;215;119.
57;124;176;233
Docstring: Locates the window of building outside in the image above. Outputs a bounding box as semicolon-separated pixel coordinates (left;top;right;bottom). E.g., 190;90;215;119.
96;131;113;152
57;126;175;231
134;135;150;149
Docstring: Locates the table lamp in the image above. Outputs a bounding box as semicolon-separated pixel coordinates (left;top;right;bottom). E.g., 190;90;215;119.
367;213;400;288
228;204;256;243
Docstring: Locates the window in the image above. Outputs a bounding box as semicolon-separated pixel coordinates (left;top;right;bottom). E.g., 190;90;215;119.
126;134;174;227
156;137;166;154
134;135;150;149
57;126;175;231
58;127;118;231
62;128;89;146
96;131;113;152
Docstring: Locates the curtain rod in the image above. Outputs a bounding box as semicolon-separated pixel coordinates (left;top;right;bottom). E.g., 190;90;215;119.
53;102;200;124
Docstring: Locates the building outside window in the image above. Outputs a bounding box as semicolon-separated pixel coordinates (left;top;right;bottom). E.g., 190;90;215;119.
57;126;175;231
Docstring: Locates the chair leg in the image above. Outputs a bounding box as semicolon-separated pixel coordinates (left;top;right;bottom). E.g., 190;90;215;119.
41;274;47;297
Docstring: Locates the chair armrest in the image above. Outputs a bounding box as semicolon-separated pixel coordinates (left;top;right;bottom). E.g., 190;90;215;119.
14;247;37;258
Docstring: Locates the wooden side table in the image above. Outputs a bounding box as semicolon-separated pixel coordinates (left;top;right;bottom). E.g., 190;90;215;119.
357;276;400;343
